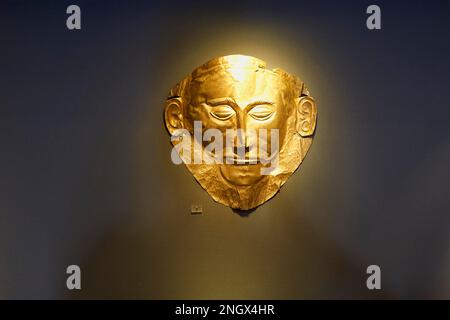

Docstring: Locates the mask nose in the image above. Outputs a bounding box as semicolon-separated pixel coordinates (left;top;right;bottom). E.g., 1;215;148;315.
233;144;251;156
233;129;258;162
229;111;258;162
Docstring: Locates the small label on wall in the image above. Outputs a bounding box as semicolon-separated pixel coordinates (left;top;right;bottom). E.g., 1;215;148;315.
191;204;203;214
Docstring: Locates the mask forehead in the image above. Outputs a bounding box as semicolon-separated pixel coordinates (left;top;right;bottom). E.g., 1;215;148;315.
189;62;283;108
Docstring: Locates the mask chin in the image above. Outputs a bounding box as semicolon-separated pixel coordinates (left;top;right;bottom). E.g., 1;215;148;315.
219;163;265;187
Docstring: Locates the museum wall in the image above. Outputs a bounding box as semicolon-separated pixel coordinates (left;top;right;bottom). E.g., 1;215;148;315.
0;0;448;299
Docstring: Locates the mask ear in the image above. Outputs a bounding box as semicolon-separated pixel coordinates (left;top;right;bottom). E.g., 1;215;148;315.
164;97;184;135
296;96;317;137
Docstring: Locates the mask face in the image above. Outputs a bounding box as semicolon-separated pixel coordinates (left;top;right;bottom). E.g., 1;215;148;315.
164;55;317;210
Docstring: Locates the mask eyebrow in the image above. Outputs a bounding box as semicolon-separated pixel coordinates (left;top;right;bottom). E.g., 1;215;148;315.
205;97;237;107
246;100;275;110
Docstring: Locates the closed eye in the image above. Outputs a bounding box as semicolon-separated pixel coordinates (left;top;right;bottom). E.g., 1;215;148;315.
248;105;275;121
210;105;235;121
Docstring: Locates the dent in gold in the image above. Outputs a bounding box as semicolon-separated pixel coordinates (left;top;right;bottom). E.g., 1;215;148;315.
164;55;317;210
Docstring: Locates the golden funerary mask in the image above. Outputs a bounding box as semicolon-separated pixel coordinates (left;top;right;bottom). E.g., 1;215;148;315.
164;55;317;210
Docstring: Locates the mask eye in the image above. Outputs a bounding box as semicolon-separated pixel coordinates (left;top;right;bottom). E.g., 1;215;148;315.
210;105;235;121
248;105;275;121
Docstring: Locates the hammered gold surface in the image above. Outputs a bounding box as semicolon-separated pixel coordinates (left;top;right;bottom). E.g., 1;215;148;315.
164;55;317;210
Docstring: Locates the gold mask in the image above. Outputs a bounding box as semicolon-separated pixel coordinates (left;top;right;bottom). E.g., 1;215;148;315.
164;55;317;210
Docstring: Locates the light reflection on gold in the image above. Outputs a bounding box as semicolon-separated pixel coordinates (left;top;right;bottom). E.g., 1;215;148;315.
164;55;317;210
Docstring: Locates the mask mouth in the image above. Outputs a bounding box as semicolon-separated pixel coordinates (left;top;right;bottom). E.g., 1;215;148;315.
224;152;279;166
201;148;279;166
226;158;260;166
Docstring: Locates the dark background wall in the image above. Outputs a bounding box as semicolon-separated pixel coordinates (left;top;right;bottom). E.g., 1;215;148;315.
0;0;448;299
